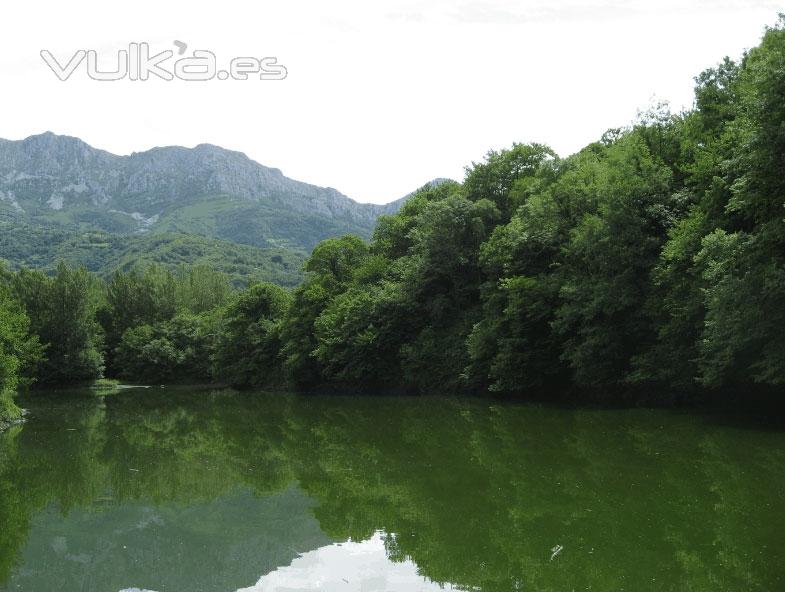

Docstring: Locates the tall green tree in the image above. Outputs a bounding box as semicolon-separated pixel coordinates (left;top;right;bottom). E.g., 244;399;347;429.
464;142;555;219
280;235;370;388
692;19;785;387
213;283;291;388
0;285;43;421
10;263;104;384
100;264;178;375
115;311;218;384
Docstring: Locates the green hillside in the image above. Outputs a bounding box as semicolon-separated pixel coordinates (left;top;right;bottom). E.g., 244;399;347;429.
0;221;305;286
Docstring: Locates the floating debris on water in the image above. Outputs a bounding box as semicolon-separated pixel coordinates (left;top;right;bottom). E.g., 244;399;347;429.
550;544;563;561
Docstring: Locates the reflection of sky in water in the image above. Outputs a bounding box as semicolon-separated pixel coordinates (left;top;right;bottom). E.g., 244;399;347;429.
5;485;455;592
4;486;330;592
121;533;457;592
237;532;459;592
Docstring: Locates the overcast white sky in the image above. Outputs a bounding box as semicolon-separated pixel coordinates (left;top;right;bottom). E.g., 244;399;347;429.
0;1;781;203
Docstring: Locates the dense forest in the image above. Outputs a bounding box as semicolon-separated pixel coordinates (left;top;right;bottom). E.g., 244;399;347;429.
2;20;785;420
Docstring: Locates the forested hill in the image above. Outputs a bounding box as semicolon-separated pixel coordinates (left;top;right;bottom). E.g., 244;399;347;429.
2;19;785;413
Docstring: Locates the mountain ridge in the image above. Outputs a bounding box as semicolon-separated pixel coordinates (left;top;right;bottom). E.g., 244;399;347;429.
0;132;446;250
0;132;450;283
1;131;401;205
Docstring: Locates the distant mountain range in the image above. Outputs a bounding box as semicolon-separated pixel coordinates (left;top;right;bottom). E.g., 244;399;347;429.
0;132;449;283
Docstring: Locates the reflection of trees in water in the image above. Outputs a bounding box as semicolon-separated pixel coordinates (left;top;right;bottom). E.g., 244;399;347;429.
0;423;26;583
286;398;785;592
1;390;784;591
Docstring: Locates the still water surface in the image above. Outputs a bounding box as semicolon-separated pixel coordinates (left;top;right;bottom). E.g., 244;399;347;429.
1;388;784;591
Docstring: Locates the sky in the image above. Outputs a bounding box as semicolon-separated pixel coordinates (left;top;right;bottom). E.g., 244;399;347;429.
0;1;781;204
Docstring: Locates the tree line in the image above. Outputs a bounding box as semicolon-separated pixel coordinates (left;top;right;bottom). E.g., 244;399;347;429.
1;20;784;416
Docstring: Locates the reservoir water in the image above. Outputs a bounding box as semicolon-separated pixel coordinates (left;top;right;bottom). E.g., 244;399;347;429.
1;387;784;591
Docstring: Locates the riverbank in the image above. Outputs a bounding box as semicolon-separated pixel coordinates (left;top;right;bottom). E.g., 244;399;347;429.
0;389;24;431
16;378;785;416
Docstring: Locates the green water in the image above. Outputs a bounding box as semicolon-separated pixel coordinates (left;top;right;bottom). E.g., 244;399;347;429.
0;388;784;592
